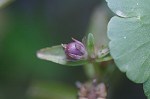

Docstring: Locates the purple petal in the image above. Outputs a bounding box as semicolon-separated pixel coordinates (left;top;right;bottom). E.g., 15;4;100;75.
68;53;83;60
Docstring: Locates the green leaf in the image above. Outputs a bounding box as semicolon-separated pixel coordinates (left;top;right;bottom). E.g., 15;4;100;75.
37;45;87;66
144;78;150;99
106;0;150;97
87;33;95;55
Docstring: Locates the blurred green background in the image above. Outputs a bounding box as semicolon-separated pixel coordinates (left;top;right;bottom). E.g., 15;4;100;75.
0;0;147;99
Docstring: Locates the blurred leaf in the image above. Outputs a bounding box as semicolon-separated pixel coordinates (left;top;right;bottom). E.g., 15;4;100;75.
28;81;76;99
0;0;13;8
87;5;109;47
106;0;150;98
37;45;88;66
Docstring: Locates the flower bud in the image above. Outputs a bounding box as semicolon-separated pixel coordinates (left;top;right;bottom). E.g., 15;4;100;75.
62;38;87;60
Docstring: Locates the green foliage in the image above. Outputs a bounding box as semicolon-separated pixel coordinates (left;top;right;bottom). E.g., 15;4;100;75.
106;0;150;98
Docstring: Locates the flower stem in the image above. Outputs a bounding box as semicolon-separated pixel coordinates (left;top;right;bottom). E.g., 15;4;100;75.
83;63;96;79
84;63;103;80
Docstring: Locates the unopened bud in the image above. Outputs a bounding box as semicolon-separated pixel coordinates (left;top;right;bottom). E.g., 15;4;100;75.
62;38;87;60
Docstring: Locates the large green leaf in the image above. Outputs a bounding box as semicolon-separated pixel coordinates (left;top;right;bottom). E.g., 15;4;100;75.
37;45;87;66
106;0;150;98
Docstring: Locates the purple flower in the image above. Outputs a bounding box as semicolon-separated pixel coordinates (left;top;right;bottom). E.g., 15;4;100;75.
62;38;87;60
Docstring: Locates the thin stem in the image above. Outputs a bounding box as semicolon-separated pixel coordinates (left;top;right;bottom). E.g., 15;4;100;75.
83;63;96;79
83;63;103;80
93;63;102;79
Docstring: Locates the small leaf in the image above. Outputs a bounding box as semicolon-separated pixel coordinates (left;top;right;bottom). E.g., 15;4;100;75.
96;48;112;62
97;48;109;58
87;33;95;55
37;45;87;66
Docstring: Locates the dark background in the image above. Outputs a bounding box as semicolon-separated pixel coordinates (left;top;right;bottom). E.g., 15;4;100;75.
0;0;146;99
